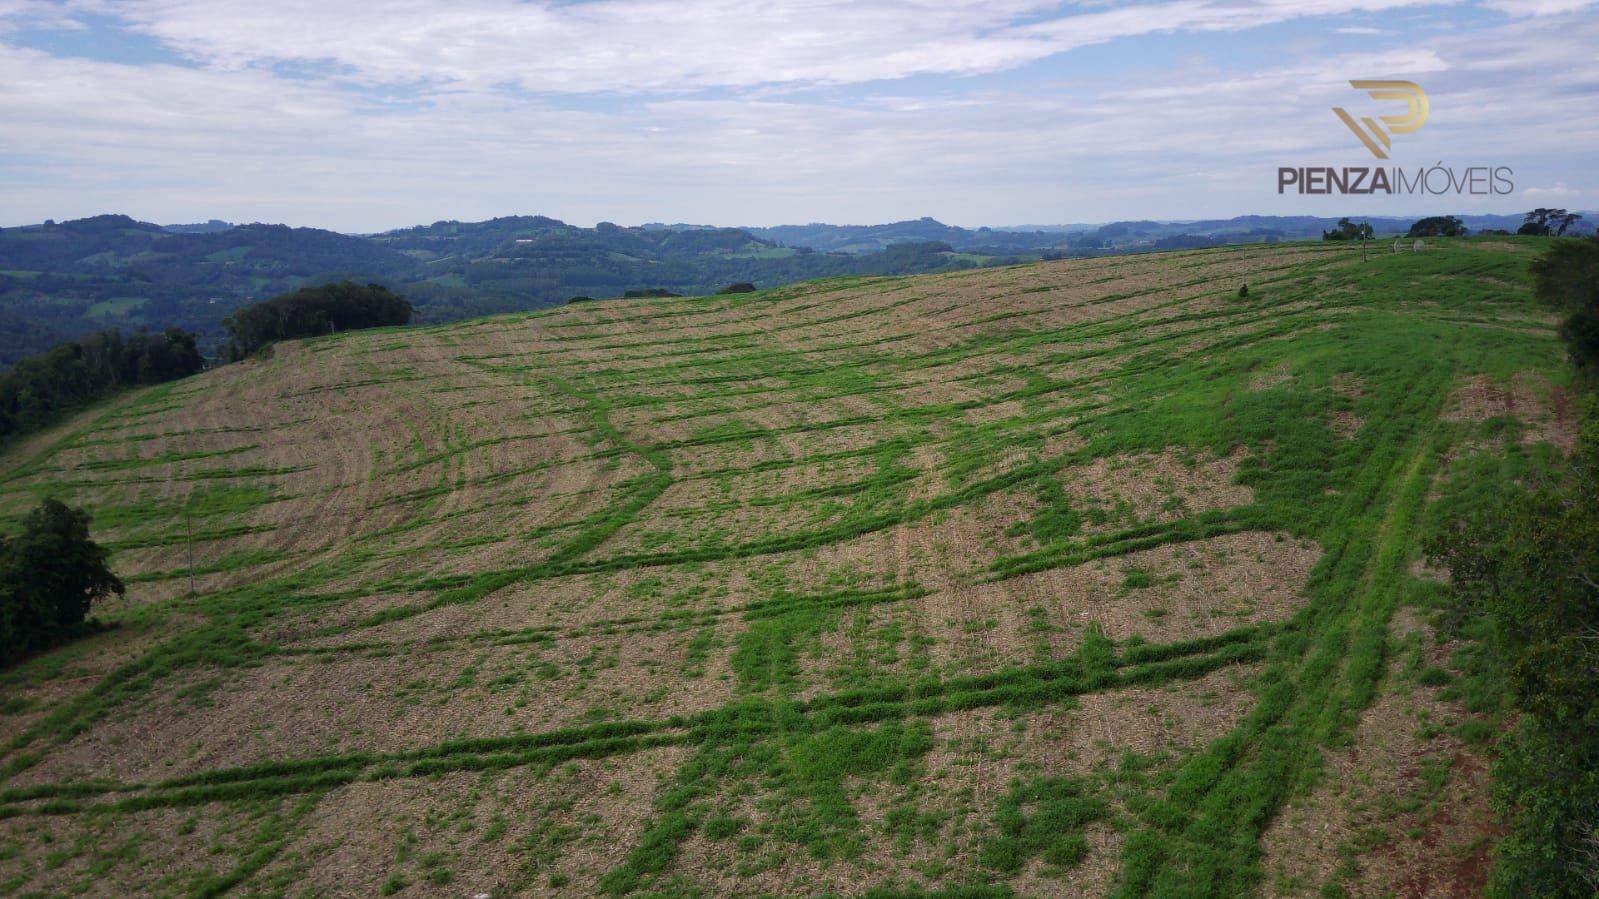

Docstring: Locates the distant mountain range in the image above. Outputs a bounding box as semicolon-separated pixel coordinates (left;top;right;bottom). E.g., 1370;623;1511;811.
160;219;238;234
0;214;969;365
731;213;1593;254
0;215;416;366
1;211;1589;366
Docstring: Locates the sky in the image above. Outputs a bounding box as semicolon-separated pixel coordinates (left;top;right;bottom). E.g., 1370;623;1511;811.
0;0;1595;232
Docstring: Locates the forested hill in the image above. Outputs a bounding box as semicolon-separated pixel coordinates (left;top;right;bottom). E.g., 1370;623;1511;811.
740;217;1080;254
737;213;1594;254
0;214;984;366
377;216;998;326
0;216;417;366
5;211;1593;367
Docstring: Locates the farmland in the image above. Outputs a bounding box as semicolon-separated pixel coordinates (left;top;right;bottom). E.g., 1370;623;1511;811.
0;238;1574;896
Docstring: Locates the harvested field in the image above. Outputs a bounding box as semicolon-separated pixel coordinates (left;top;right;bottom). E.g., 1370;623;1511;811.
0;239;1563;895
1259;610;1502;897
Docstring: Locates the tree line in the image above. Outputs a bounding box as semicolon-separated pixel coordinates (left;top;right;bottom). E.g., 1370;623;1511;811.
1323;210;1585;241
222;281;412;360
1426;234;1598;895
0;282;414;442
0;327;204;438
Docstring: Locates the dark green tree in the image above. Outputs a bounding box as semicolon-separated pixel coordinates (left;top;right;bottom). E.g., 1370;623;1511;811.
0;499;124;665
1426;236;1599;894
0;327;204;439
1427;420;1599;895
1321;218;1373;241
1519;208;1583;237
224;282;412;360
1531;236;1599;374
1407;215;1466;238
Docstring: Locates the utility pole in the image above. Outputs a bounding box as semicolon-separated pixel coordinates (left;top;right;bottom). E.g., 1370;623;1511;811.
185;501;196;597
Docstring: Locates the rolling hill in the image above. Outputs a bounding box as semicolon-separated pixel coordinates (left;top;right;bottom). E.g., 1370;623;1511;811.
0;215;991;366
10;212;1586;369
0;238;1576;896
738;213;1593;255
374;216;976;328
0;216;419;366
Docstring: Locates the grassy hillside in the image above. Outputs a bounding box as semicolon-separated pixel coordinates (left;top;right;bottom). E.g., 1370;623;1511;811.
0;238;1575;896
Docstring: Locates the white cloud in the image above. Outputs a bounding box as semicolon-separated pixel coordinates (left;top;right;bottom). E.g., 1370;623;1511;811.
1480;0;1598;15
1018;0;1442;49
0;0;1594;229
26;0;1458;94
0;0;85;33
1523;183;1579;196
88;0;1064;91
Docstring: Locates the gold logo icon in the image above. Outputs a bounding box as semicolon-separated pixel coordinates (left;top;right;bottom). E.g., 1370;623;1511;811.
1332;80;1428;159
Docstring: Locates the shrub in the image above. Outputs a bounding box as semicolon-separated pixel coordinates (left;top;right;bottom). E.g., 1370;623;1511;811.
718;282;757;294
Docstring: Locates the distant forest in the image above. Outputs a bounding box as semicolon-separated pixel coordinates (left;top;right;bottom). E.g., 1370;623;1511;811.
0;327;204;438
1;211;1590;367
223;282;412;360
0;283;412;441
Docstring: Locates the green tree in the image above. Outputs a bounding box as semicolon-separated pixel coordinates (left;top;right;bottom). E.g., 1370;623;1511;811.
1519;208;1583;237
1427;420;1599;895
1407;215;1466;238
1426;236;1599;894
1531;236;1599;374
1321;217;1373;241
224;282;412;360
0;327;205;439
0;499;124;665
